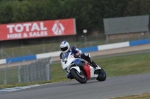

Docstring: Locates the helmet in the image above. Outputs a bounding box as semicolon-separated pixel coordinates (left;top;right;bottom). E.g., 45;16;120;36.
60;41;70;52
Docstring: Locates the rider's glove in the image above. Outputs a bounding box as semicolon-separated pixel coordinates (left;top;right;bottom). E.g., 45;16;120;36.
63;58;67;63
74;52;80;58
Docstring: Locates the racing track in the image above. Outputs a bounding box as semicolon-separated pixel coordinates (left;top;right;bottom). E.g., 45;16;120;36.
1;73;150;99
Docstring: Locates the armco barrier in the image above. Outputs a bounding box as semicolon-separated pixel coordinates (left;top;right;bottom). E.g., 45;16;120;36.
98;42;129;51
80;46;98;53
0;38;150;65
6;55;36;63
36;51;61;59
129;38;150;46
0;59;6;64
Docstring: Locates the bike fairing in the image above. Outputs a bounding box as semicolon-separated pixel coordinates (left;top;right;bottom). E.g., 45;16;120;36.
60;51;106;83
60;51;91;80
60;46;93;79
59;41;106;83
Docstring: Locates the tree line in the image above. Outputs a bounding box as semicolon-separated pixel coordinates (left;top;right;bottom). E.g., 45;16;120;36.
0;0;150;35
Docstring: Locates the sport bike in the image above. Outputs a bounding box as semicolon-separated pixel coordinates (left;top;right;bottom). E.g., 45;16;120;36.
61;52;106;84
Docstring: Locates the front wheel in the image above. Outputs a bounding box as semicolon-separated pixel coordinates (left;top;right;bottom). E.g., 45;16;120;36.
96;69;106;81
70;68;87;84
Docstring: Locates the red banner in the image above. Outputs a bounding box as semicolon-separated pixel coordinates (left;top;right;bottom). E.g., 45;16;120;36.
0;18;76;41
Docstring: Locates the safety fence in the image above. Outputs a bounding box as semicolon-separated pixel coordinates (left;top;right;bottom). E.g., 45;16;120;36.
0;57;52;85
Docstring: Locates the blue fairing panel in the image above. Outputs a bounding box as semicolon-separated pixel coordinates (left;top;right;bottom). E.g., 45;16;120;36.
73;59;81;65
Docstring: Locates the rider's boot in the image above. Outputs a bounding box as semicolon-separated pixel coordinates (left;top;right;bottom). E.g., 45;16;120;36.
67;73;74;79
89;60;97;69
81;53;98;69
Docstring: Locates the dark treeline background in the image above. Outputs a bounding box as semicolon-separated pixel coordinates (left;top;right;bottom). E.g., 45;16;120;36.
0;0;150;35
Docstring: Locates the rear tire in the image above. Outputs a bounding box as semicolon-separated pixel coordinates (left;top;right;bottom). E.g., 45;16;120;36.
70;68;87;84
96;69;106;81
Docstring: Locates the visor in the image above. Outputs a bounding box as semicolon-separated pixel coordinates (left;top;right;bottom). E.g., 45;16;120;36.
61;47;68;51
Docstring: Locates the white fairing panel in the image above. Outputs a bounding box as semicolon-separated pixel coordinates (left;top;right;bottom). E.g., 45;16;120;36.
70;66;81;73
61;58;75;69
61;51;102;79
90;66;98;78
61;52;76;70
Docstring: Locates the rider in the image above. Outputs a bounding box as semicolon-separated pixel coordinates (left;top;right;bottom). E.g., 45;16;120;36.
59;41;98;79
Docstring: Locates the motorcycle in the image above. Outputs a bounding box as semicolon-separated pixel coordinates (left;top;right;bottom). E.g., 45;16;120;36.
61;52;106;84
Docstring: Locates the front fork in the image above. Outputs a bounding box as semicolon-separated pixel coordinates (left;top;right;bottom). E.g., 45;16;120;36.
66;66;82;79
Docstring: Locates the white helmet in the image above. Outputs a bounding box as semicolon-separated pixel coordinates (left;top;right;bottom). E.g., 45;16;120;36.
60;41;70;52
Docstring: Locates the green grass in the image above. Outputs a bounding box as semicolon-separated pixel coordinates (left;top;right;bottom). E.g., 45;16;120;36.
51;52;150;81
98;53;150;76
0;52;150;88
110;93;150;99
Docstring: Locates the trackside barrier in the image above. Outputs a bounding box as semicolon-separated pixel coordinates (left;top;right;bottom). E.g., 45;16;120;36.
98;42;129;51
0;38;150;65
0;57;52;85
80;46;98;52
18;57;52;83
129;38;150;46
6;55;36;63
0;59;6;64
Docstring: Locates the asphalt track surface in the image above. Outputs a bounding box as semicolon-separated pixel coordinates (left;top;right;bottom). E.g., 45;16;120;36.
1;73;150;99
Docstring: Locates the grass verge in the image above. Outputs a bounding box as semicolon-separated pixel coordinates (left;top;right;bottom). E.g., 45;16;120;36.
110;93;150;99
51;52;150;81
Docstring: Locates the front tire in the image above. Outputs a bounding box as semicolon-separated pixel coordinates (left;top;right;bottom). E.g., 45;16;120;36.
96;69;106;81
70;68;87;84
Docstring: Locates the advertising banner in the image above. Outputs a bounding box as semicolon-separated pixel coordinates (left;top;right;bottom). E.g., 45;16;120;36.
0;18;76;41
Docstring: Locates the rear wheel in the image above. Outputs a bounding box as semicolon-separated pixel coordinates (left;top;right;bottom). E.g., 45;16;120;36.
96;69;106;81
70;68;87;84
